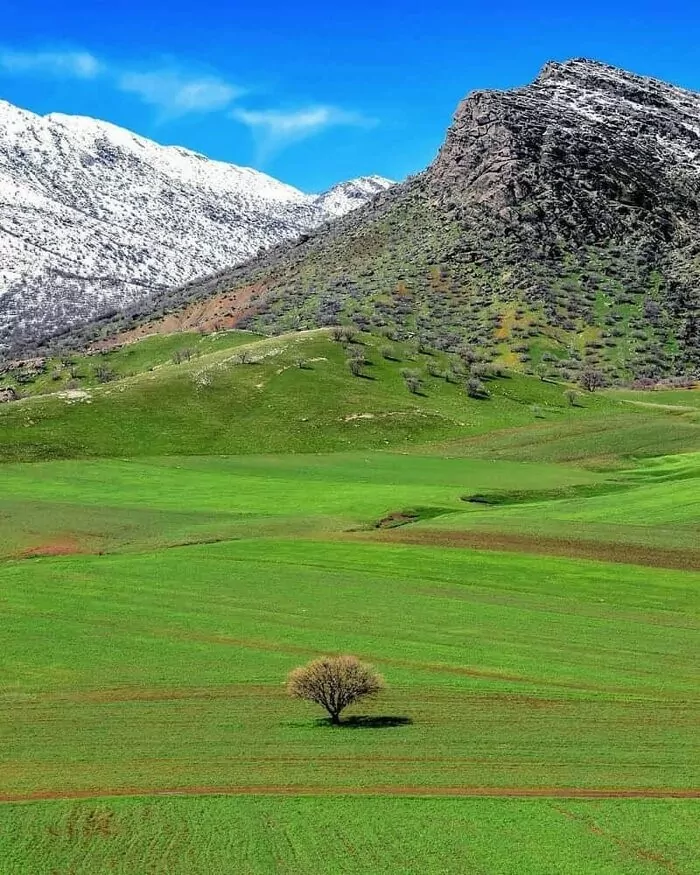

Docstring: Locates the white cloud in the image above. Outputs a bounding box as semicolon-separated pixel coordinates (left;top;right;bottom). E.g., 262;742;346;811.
0;45;377;144
232;105;374;156
0;49;102;79
118;70;243;116
0;46;241;117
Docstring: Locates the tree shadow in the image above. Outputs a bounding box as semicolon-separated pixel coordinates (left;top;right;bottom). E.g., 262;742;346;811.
316;715;413;729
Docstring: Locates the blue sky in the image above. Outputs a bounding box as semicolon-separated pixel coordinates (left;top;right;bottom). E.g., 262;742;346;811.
2;0;700;191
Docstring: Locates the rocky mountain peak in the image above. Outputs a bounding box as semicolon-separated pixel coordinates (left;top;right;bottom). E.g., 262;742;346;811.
429;57;700;242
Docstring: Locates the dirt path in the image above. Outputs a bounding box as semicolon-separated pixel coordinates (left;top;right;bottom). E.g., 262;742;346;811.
359;528;700;571
1;786;698;804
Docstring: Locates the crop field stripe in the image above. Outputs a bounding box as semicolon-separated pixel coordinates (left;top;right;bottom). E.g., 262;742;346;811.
2;786;699;803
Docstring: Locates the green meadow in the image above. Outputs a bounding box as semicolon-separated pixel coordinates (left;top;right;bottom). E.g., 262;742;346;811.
0;330;698;872
1;797;697;875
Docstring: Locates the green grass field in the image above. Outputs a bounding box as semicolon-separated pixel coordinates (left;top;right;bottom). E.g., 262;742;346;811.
0;330;698;872
1;797;697;874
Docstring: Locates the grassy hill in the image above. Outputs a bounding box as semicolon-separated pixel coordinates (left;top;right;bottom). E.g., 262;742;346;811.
1;327;661;462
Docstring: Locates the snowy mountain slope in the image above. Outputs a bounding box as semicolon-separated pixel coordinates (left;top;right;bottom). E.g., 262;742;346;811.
313;176;396;217
0;98;392;350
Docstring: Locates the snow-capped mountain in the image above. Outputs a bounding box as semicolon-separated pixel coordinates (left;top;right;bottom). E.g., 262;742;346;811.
0;98;392;350
313;176;395;217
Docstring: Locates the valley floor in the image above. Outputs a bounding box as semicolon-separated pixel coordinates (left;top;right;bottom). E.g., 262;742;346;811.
0;447;698;873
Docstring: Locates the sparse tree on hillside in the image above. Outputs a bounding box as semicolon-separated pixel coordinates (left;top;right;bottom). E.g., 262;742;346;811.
466;377;489;398
331;326;357;344
95;365;116;384
347;356;364;377
400;368;423;394
172;348;194;365
347;344;367;365
458;345;479;368
580;369;606;392
563;389;579;406
287;655;384;725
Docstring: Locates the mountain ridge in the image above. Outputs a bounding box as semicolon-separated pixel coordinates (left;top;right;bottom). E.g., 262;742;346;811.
8;59;700;384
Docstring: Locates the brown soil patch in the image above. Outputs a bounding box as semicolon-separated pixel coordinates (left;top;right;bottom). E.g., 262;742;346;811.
1;786;697;804
375;511;419;529
359;528;700;571
19;536;85;559
90;283;266;352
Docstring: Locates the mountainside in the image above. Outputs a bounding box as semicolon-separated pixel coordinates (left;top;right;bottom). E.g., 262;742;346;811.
0;98;391;351
56;58;700;385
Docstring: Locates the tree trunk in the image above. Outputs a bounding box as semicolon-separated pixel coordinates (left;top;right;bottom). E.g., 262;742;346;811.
329;711;341;725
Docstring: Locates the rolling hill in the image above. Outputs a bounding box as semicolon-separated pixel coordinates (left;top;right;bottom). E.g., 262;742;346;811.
1;327;698;462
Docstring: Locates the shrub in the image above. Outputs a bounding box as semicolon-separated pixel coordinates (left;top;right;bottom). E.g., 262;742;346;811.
347;357;364;377
400;368;423;394
580;369;606;392
95;365;117;384
466;377;489;398
172;348;194;364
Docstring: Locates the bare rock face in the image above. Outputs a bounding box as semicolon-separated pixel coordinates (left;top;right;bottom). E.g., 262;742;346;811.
431;59;700;240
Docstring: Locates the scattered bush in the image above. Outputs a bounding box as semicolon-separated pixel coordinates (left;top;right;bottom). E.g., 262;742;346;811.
95;365;117;384
347;357;364;377
400;368;423;394
172;348;194;364
579;369;606;392
466;377;489;398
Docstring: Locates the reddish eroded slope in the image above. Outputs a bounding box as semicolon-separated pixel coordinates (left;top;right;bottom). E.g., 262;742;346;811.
90;283;266;352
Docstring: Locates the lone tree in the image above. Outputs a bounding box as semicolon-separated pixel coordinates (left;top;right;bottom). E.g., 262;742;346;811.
287;655;384;725
579;369;606;392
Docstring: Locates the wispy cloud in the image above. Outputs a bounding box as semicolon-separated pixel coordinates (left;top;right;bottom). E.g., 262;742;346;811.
0;46;241;117
232;105;375;157
0;49;102;79
117;70;244;116
0;45;377;154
